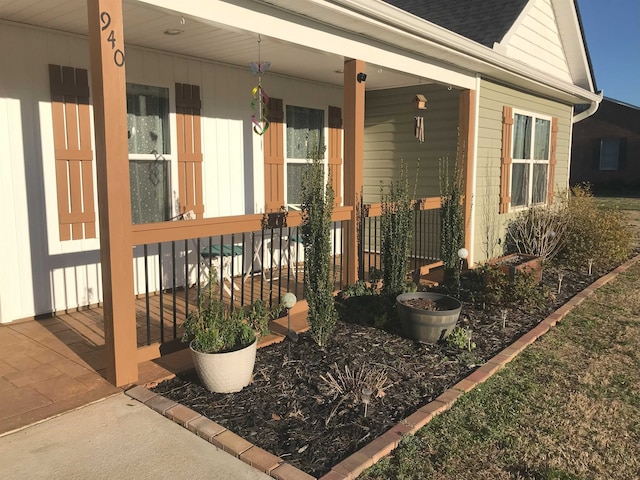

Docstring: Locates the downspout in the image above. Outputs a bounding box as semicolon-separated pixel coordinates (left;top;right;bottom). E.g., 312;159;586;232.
572;91;603;123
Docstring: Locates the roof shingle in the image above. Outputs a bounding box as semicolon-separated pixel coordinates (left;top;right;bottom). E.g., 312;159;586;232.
382;0;529;47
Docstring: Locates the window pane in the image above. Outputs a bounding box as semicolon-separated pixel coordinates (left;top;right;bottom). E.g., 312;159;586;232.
511;163;529;207
532;164;548;204
286;106;324;159
512;114;532;160
599;138;620;170
127;84;170;155
534;118;550;160
287;162;317;206
130;160;170;224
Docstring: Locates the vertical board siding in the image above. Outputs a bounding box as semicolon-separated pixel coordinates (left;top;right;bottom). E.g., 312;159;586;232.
502;0;571;83
49;64;96;241
363;84;459;202
474;79;572;262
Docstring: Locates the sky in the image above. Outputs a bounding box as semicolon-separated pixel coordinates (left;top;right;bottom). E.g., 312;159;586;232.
576;0;640;106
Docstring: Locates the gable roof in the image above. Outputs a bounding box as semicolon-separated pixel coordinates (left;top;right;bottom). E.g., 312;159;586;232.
382;0;529;47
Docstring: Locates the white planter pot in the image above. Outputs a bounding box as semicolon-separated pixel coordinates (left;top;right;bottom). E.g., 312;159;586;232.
189;339;257;393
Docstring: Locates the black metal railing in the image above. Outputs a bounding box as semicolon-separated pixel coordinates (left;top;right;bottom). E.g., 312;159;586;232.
358;198;442;281
133;213;350;347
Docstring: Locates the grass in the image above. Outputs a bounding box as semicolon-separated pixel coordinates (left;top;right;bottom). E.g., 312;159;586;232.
594;196;640;211
361;261;640;480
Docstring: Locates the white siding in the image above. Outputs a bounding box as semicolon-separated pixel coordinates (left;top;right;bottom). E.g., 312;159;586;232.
0;23;341;322
363;84;459;202
473;80;573;263
501;0;572;83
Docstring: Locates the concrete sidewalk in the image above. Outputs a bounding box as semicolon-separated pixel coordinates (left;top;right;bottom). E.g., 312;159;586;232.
0;393;270;480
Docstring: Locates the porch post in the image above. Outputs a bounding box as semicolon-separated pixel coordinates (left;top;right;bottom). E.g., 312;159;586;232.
458;89;476;266
343;59;366;284
87;0;138;386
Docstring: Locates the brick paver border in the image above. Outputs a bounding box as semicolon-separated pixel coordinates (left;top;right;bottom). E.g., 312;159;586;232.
127;254;640;480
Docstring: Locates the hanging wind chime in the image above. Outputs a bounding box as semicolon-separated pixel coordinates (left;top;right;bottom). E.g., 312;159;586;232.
249;35;271;135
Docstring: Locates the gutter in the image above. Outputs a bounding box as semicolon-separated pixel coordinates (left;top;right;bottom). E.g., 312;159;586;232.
572;91;603;123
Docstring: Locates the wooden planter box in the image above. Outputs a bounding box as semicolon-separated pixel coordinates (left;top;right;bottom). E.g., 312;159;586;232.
488;253;542;283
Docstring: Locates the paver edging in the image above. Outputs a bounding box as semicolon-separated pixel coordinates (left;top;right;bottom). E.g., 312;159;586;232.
127;253;640;480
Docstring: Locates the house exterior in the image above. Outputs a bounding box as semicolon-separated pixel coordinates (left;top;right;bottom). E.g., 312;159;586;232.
0;0;600;385
570;97;640;191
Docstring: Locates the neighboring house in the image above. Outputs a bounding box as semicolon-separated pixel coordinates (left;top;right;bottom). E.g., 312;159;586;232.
570;97;640;190
0;0;599;384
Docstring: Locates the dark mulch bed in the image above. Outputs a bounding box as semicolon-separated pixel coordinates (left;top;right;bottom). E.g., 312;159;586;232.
152;265;603;477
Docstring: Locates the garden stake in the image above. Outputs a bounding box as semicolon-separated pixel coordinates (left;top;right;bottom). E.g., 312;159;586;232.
557;272;564;294
588;258;594;275
501;309;508;329
361;386;373;417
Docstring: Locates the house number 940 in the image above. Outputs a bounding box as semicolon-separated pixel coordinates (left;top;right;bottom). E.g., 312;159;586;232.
100;11;125;67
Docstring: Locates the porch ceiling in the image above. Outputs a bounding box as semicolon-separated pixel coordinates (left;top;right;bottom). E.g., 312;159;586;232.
0;0;428;90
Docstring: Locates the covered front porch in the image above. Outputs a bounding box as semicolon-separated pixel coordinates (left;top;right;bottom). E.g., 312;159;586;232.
0;0;477;386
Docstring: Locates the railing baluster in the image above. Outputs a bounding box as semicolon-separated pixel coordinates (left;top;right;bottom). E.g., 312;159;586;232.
183;239;189;321
172;241;177;338
158;242;164;343
144;244;150;345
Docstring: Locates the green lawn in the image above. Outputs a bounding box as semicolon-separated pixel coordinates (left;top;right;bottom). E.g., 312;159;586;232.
361;262;640;480
594;196;640;211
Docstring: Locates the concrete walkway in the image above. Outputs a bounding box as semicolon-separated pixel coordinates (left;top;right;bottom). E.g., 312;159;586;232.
0;393;270;480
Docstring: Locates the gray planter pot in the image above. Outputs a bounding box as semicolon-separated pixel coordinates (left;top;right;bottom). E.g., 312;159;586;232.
396;292;462;343
189;339;257;393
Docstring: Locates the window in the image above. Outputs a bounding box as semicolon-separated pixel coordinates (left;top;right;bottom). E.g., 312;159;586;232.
599;138;621;170
126;84;171;224
510;112;551;208
285;105;325;207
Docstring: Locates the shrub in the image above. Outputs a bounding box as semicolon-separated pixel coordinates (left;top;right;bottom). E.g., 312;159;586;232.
505;200;569;261
380;160;415;298
560;184;632;270
481;265;548;312
440;157;465;293
301;137;338;347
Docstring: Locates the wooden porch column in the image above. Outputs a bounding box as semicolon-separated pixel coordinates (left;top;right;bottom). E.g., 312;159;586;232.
343;59;365;284
458;89;476;265
88;0;137;386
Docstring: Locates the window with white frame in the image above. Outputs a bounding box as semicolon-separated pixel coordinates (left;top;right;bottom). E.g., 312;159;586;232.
285;105;325;207
510;111;551;208
599;138;621;170
126;83;171;224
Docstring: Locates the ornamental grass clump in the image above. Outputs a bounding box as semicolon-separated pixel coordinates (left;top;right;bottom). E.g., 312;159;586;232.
301;137;338;347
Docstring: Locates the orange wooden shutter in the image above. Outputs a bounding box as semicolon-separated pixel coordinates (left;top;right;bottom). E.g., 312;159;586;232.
264;97;284;212
499;106;514;214
49;64;96;241
175;83;204;218
547;117;559;204
328;106;343;206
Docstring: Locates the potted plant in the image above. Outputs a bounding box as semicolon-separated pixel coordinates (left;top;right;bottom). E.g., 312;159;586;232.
396;291;462;343
182;297;278;393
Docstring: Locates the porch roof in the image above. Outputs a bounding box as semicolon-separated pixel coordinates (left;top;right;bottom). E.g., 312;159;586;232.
0;0;599;104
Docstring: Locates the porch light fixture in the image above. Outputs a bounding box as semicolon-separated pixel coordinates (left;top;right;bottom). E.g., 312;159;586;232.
163;29;183;35
357;72;367;83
